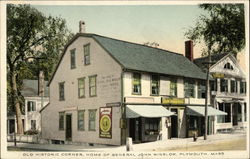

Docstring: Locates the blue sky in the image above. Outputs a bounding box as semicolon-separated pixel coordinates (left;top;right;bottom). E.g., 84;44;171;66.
33;5;207;57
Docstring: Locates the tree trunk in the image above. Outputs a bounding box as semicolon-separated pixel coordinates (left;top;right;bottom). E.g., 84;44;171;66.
11;73;24;134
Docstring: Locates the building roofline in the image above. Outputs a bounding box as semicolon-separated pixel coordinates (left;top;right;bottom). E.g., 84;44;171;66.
48;33;184;86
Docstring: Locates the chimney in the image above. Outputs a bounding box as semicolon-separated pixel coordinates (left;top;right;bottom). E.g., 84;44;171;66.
38;71;44;97
185;40;193;61
79;21;85;33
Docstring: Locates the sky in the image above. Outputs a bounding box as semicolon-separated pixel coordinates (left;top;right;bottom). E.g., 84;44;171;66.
33;5;207;58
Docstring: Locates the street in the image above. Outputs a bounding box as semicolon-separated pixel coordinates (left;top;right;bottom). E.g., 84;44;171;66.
157;136;246;151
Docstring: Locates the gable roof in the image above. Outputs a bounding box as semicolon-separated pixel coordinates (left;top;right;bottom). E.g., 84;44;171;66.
193;53;231;71
48;33;207;85
21;79;49;97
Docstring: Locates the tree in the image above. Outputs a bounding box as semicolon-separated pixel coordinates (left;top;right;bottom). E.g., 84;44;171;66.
7;4;73;134
185;4;245;56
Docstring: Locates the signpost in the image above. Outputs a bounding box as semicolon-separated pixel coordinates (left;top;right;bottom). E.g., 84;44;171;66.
99;107;112;138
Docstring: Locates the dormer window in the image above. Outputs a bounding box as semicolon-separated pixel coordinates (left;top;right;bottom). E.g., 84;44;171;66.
224;62;233;70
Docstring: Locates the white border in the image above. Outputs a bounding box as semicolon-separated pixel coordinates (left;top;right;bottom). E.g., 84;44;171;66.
0;1;249;159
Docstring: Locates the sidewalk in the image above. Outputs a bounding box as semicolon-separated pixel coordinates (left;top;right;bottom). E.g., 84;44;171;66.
7;132;246;152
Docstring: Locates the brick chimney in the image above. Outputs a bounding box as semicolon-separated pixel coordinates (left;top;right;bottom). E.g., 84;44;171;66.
185;40;193;61
38;71;44;97
79;21;85;33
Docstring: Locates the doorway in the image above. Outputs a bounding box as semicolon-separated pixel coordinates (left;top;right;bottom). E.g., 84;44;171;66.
129;118;141;142
171;109;178;138
233;103;238;126
65;114;72;141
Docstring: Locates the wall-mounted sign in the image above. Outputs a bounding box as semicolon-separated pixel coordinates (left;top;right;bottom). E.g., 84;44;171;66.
162;97;185;104
99;107;112;138
212;73;225;78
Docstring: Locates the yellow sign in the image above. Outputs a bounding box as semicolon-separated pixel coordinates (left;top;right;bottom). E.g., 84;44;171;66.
99;107;112;138
162;98;185;104
212;73;225;78
100;115;111;132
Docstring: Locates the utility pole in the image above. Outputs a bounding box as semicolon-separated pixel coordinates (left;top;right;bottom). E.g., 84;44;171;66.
204;46;211;140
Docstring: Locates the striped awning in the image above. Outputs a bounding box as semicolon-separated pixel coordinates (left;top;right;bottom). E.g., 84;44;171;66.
186;106;227;116
126;105;175;118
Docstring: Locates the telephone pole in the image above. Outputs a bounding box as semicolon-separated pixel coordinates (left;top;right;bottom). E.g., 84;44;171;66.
204;46;211;140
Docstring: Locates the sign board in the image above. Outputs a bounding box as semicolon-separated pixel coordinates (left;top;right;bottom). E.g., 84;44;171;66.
162;97;185;104
99;107;112;138
212;73;225;78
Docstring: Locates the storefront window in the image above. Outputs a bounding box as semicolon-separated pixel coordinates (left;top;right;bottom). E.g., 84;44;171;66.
145;118;160;135
189;116;198;129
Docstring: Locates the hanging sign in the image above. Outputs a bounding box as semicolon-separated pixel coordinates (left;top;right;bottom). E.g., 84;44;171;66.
99;107;112;138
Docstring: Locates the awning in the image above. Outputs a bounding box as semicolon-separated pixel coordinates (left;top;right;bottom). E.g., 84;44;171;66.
186;106;227;116
126;105;175;118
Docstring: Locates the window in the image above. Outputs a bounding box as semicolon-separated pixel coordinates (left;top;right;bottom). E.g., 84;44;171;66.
170;79;177;97
184;79;195;98
189;116;198;129
132;73;141;94
59;112;64;130
145;118;160;135
59;82;65;100
224;62;233;70
70;49;76;69
78;110;85;131
231;80;237;93
151;75;159;95
240;81;246;94
89;75;97;97
88;110;96;131
220;79;228;92
198;81;206;98
31;120;36;130
27;101;36;112
217;103;231;123
84;44;90;65
210;79;217;91
78;78;85;98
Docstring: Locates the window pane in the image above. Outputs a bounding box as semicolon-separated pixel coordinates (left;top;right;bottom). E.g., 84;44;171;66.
78;110;84;130
89;110;96;131
132;73;141;94
184;79;195;98
78;78;85;98
89;76;97;96
170;79;177;97
70;49;76;69
59;82;65;100
84;44;90;65
59;112;64;130
151;75;159;95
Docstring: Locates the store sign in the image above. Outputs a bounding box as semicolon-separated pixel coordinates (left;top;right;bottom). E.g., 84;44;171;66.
162;97;185;104
212;73;225;78
99;107;112;138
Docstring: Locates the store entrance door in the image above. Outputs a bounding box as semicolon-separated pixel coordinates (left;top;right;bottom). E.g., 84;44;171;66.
129;118;141;142
171;109;178;138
